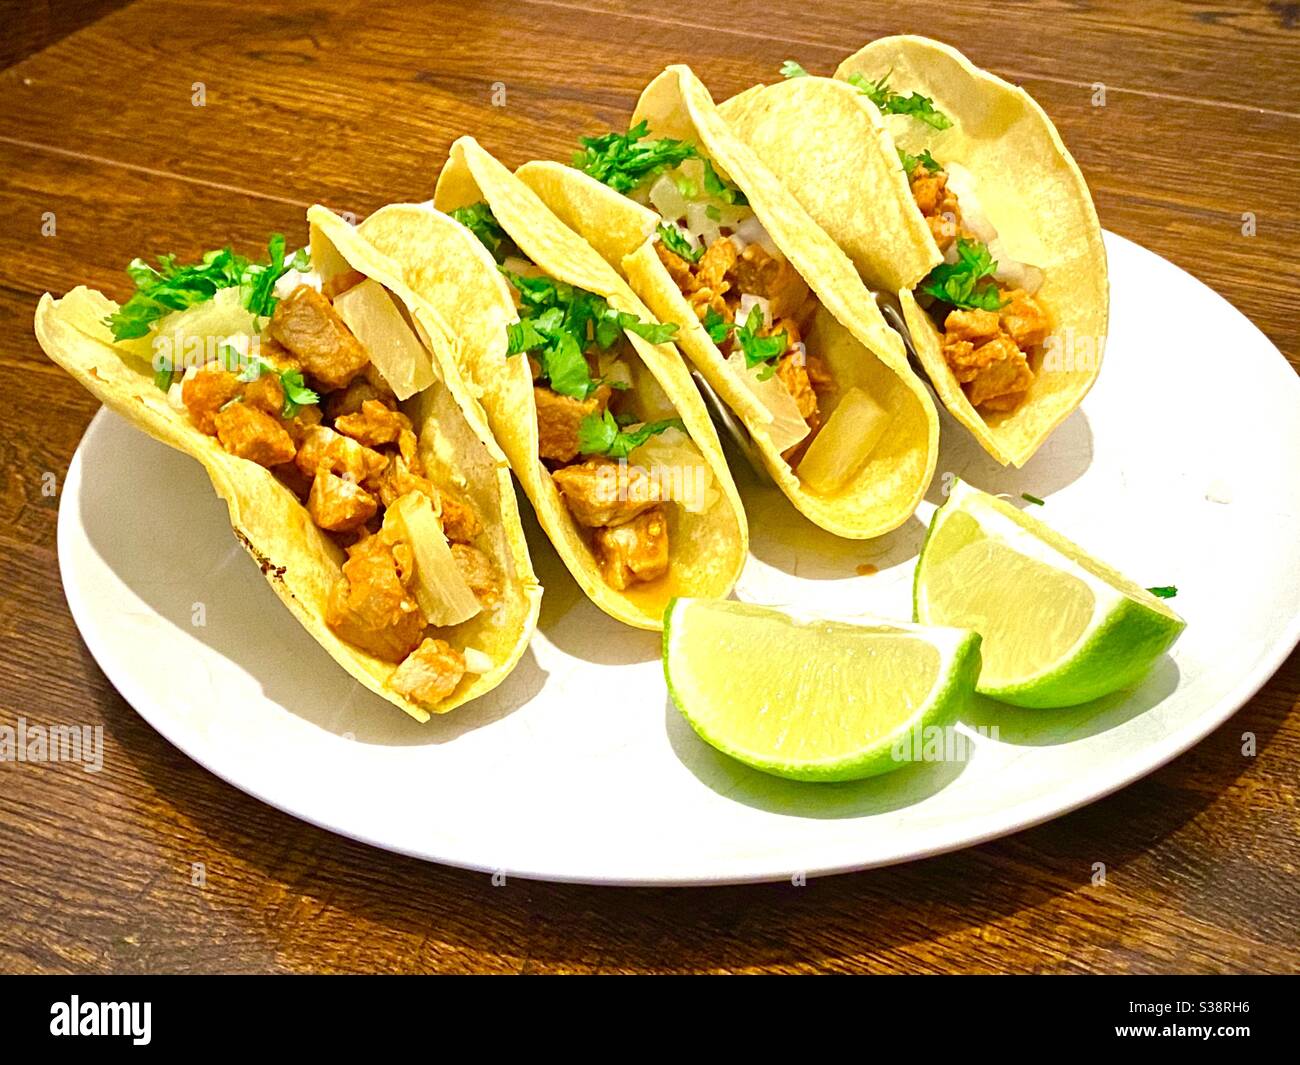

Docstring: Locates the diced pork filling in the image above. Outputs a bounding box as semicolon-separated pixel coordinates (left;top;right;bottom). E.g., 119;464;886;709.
388;637;468;706
656;238;832;435
908;163;1051;413
551;459;670;589
519;292;672;589
179;282;499;702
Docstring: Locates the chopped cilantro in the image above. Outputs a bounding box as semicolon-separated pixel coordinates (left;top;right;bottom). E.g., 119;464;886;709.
573;120;699;195
577;409;685;459
1147;586;1178;599
919;238;1007;311
449;201;512;263
702;158;748;207
108;235;306;342
234;356;320;417
701;306;732;345
779;60;809;79
734;304;787;379
847;71;952;130
501;271;677;399
898;147;941;175
657;223;702;263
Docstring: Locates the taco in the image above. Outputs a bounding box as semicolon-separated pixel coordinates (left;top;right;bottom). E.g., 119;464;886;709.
515;64;939;540
360;137;747;630
720;37;1108;467
34;205;541;721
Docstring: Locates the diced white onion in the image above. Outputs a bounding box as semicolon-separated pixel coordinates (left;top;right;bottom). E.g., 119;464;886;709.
274;267;321;297
628;429;719;515
738;294;772;329
685;201;722;249
733;214;781;258
462;647;493;674
648;174;691;223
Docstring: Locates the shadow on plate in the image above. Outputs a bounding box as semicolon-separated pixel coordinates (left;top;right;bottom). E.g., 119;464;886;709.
664;698;970;818
926;405;1095;508
959;654;1181;747
75;413;546;747
524;500;662;666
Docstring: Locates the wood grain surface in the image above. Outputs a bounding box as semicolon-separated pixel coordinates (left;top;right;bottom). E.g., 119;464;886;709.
0;0;1297;974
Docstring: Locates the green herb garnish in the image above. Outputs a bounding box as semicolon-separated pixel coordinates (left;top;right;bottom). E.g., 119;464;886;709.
502;271;677;399
108;235;307;342
1021;492;1045;506
235;356;321;417
779;60;809;79
657;223;702;263
702;158;748;207
919;238;1007;311
449;201;511;263
577;409;684;459
898;147;941;175
1147;586;1178;599
573;120;700;195
701;306;732;345
847;71;952;130
734;304;788;379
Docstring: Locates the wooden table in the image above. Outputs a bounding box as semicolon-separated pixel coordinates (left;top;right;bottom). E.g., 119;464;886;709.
1;0;1296;975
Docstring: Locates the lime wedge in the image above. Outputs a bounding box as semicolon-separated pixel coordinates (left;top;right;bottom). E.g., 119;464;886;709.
663;599;982;781
914;481;1185;708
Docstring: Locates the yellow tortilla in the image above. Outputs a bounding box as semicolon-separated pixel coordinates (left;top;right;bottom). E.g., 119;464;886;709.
34;206;541;721
517;65;939;539
721;36;1108;467
394;135;747;630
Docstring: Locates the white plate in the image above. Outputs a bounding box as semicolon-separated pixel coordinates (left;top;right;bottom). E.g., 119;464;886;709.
58;233;1300;885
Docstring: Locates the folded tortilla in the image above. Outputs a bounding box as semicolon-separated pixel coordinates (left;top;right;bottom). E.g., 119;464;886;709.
719;36;1108;467
516;64;940;540
362;136;748;630
34;206;541;721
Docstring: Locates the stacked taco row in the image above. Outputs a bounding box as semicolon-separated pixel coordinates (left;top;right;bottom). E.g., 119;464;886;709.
35;35;1106;718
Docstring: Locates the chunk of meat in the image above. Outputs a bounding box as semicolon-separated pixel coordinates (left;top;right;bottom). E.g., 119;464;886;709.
775;350;820;426
294;425;387;482
534;385;610;463
213;402;296;467
388;638;467;706
450;543;500;608
998;288;1050;350
593;506;670;590
731;244;809;319
368;453;434;510
324;370;396;420
439;489;483;544
552;459;661;527
910;169;962;252
282;403;323;446
655;242;696;290
242;371;284;418
308;467;379;532
696;238;738;296
335;399;412;448
326;533;426;662
944;334;1034;411
943;307;1002;346
182;367;241;435
268;284;370;390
